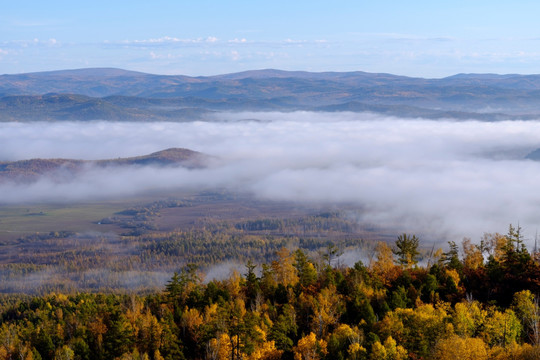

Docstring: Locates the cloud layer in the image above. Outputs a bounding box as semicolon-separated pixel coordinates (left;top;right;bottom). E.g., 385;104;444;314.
2;112;540;243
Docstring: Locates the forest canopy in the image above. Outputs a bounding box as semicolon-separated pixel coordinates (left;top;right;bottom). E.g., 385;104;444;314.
0;225;539;359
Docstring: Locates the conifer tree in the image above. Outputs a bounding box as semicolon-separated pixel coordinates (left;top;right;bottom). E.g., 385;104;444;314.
393;234;420;268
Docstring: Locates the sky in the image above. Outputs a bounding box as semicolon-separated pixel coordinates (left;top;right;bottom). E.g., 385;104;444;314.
2;1;540;77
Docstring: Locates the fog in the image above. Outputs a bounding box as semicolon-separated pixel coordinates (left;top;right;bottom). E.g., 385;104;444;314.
2;112;540;243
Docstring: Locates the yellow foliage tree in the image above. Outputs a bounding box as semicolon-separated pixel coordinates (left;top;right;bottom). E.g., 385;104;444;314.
432;335;488;360
348;342;367;360
513;290;540;345
371;242;400;286
370;341;387;360
462;238;484;270
368;337;407;360
489;342;540;360
206;333;232;360
377;304;449;358
383;336;407;360
181;307;203;334
311;284;343;337
153;349;164;360
480;308;521;347
0;323;18;360
328;324;364;359
247;341;282;360
293;332;328;360
204;303;219;323
271;248;299;287
88;316;107;352
54;345;75;360
453;301;484;337
445;268;460;288
480;232;507;261
332;323;362;345
226;270;243;299
137;310;163;354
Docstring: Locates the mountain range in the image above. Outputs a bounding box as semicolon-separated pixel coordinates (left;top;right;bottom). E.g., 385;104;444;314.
2;68;540;121
0;148;206;182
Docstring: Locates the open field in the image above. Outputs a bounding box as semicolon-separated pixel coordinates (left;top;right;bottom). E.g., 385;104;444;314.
0;201;132;241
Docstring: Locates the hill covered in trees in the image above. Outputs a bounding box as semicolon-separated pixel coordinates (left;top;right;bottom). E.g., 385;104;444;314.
4;68;540;121
0;225;539;359
0;148;207;182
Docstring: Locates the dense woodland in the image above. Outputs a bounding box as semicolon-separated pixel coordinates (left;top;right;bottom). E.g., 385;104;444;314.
0;225;540;359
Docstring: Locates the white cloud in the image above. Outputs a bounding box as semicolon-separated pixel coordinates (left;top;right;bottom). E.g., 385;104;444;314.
230;50;240;61
118;36;220;46
0;38;61;50
284;38;306;44
149;51;181;60
109;37;330;49
229;38;247;43
2;114;540;244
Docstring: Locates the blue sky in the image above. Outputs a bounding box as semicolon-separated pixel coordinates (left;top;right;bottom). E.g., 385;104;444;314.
2;1;540;77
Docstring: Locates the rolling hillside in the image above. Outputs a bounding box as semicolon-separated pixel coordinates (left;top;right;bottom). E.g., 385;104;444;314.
0;148;207;182
2;68;540;121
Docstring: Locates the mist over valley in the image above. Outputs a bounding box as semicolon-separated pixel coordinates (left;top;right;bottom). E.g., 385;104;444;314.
2;112;540;244
3;69;540;293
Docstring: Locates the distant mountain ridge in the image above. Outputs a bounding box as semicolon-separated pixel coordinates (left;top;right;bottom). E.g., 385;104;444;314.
0;148;206;182
2;68;540;121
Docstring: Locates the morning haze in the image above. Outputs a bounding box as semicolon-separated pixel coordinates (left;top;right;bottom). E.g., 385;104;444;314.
1;110;540;244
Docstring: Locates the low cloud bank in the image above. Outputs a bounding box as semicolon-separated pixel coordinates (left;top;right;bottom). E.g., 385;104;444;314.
2;112;540;243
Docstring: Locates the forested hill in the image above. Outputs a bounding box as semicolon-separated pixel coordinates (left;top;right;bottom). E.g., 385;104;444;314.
0;227;539;359
0;148;207;181
3;68;540;121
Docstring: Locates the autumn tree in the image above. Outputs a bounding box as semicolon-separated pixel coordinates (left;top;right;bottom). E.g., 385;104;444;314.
327;324;365;360
453;301;484;338
54;345;75;360
513;290;540;345
311;285;344;338
489;342;540;360
371;242;400;286
377;304;450;358
0;323;19;360
480;307;521;347
480;232;507;262
369;336;406;360
382;336;407;360
462;238;484;271
293;332;327;360
271;248;299;287
180;307;204;357
206;333;231;360
432;335;488;360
